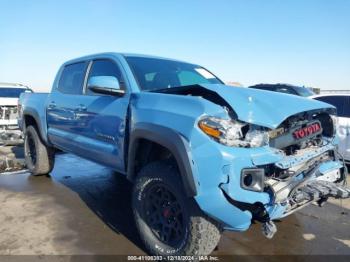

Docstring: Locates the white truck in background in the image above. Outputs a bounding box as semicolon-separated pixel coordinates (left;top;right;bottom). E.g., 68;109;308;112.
0;82;33;145
312;94;350;165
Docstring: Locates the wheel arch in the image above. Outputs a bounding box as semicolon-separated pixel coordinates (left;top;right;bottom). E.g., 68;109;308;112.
22;111;48;145
127;123;198;197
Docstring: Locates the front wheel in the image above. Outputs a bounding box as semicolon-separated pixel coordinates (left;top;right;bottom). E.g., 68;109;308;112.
24;125;55;176
132;161;221;256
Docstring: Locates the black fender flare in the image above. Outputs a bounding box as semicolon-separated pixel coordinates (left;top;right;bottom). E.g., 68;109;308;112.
127;123;198;197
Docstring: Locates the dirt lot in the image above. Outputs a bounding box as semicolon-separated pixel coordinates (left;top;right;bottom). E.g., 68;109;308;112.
0;152;349;259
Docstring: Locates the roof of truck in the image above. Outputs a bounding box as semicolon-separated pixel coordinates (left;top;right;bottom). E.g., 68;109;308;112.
63;52;191;66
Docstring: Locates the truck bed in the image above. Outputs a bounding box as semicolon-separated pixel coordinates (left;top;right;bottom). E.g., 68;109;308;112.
18;92;49;141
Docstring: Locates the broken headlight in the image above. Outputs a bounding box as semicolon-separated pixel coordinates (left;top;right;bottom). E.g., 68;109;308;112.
198;116;269;147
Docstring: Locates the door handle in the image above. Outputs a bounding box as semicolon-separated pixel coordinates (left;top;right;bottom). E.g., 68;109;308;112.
77;104;87;111
48;101;56;109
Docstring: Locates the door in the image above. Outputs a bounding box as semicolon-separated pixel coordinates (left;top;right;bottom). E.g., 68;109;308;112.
72;59;129;171
47;61;88;152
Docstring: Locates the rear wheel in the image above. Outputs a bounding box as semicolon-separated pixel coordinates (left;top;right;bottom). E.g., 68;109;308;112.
24;125;55;175
132;161;221;255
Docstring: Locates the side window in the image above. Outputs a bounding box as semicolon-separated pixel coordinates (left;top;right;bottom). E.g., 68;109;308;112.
58;62;87;95
86;59;123;95
315;96;345;117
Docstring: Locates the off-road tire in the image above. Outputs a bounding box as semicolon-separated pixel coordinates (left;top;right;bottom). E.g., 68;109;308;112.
132;161;221;256
24;125;55;176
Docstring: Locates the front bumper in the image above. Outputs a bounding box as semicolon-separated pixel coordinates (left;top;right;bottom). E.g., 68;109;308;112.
193;138;349;232
0;119;18;127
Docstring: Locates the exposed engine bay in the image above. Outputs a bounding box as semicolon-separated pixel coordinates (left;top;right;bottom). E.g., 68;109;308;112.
247;111;347;237
265;149;348;209
261;110;348;217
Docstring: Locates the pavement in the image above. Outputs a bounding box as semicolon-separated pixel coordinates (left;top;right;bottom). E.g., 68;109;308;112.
0;153;349;258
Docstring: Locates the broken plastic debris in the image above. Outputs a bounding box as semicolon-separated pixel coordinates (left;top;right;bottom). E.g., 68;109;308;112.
245;129;270;147
262;221;277;239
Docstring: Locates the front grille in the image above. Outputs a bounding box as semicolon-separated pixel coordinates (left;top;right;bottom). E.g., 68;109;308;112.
0;106;18;120
269;120;323;150
269;110;335;155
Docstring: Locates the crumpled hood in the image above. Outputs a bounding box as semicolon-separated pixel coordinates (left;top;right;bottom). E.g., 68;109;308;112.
200;84;335;129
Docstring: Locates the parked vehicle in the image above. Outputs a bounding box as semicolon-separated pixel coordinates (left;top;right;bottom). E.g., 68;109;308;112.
18;53;349;256
249;83;315;97
312;94;350;164
0;83;32;129
0;83;32;145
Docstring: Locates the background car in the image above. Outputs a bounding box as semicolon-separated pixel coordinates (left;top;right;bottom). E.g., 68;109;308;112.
249;83;315;97
312;94;350;165
0;82;33;145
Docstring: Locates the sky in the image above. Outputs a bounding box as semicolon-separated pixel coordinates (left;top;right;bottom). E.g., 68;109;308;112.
0;0;349;92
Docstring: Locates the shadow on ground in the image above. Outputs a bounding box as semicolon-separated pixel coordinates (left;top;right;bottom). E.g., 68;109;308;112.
48;153;145;252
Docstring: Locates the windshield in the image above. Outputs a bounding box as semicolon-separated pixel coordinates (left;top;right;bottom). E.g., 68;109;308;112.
0;87;29;98
125;56;223;91
294;86;315;97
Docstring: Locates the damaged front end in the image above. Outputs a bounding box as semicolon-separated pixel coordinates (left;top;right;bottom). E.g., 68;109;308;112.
148;83;349;239
214;110;350;239
220;145;349;238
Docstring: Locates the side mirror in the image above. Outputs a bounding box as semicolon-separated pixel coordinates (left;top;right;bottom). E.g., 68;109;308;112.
87;76;125;96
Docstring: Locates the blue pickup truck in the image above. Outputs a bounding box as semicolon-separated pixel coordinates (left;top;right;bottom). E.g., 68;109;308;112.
18;53;349;256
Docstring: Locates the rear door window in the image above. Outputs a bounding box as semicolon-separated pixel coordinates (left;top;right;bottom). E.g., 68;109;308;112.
315;96;346;117
58;62;87;95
